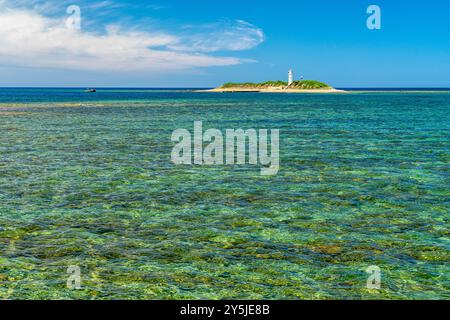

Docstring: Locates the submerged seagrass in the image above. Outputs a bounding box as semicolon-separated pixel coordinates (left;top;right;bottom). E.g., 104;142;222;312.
0;88;449;299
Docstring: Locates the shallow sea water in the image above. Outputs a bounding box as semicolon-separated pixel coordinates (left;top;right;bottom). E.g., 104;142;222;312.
0;89;449;299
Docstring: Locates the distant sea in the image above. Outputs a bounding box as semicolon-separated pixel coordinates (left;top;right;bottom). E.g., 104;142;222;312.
0;87;449;103
340;87;450;91
0;88;448;299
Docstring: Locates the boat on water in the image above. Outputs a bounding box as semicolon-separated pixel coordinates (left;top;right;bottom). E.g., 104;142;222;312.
85;88;97;93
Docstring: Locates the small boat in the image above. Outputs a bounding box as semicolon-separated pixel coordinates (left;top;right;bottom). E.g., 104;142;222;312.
85;88;97;93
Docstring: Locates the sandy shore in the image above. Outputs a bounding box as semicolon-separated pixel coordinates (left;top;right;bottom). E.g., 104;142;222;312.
197;87;347;93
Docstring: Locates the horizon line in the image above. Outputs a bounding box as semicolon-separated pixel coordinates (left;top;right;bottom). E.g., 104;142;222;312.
0;86;450;90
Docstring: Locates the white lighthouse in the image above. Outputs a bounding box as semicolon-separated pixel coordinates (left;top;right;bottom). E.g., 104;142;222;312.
288;69;294;86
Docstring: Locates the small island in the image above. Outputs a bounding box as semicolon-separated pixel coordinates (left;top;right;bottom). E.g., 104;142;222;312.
200;70;345;93
203;80;345;93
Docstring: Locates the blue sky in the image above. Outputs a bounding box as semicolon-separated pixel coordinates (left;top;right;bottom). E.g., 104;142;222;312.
0;0;449;87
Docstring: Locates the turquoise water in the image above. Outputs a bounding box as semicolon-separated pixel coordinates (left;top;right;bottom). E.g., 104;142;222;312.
0;89;449;299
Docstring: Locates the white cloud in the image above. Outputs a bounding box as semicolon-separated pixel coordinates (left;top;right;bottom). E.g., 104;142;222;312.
170;20;265;53
0;2;265;72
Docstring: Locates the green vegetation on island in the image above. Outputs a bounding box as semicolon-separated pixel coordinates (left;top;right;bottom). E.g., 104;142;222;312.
220;80;331;89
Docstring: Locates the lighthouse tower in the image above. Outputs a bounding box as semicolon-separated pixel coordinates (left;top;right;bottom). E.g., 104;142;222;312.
288;69;294;86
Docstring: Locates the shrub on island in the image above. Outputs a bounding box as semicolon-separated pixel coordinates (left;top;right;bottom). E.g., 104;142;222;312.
220;80;330;89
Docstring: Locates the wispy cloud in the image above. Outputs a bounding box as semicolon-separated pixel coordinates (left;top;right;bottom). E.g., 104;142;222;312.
0;0;265;72
171;20;265;53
